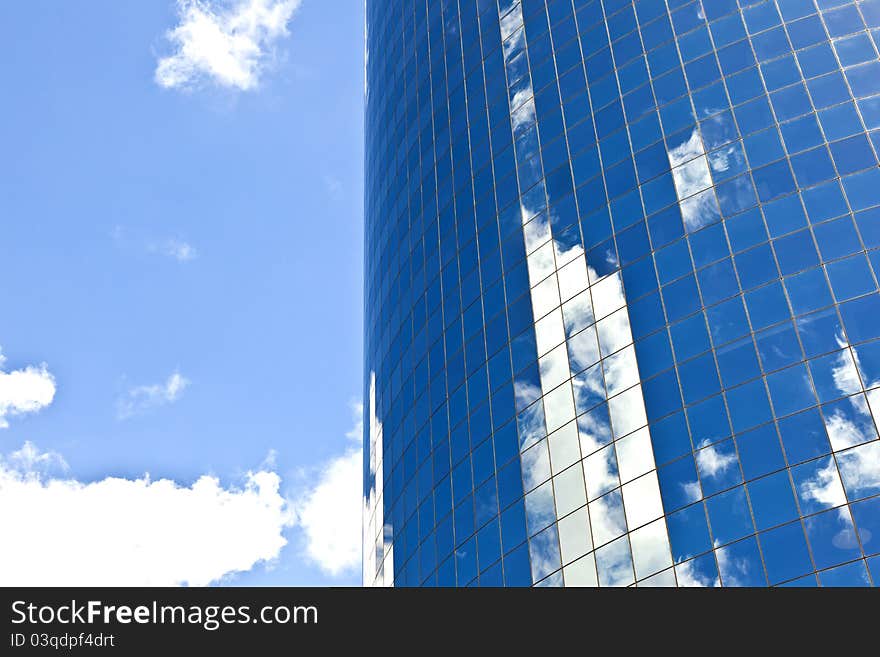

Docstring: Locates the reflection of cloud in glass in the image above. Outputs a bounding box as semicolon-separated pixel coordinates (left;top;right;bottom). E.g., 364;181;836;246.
511;95;535;130
563;552;599;586
568;327;601;373
584;444;619;501
799;456;847;511
525;480;556;535
629;519;672;581
563;290;596;336
515;125;541;166
837;441;880;500
536;570;564;587
534;308;565;356
572;361;604;413
708;143;743;173
529;523;562;582
548;422;581;473
595;535;635;587
526;242;556;285
823;338;879;450
638;568;677;586
501;2;664;583
666;129;721;232
516;393;545;452
603;346;639;396
597;309;633;357
543;382;576;433
672;155;712;200
622;472;665;529
675;557;719;587
531;275;561;321
539;344;570;392
608;387;648;439
616;427;655;483
695;440;737;478
714;539;749;587
507;56;530;98
523;211;552;254
521;439;551;492
589;489;627;547
362;374;391;586
679;188;720;232
590;271;627;320
824;405;876;450
500;3;523;43
553;461;586;516
558;506;592;564
832;341;864;395
558;255;590;303
681;480;703;504
668;129;704;168
576;402;613;456
827;513;861;551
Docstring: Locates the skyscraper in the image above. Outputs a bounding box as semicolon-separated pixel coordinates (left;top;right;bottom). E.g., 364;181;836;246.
363;0;880;587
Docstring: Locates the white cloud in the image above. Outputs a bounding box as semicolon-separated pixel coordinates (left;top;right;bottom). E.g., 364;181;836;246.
5;442;68;476
0;347;56;429
292;403;363;577
155;0;301;91
117;371;190;420
0;354;363;585
160;239;198;262
0;443;292;586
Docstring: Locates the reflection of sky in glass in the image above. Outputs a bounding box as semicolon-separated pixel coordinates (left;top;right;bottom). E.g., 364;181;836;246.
362;374;392;586
667;130;722;232
501;2;663;587
364;0;880;587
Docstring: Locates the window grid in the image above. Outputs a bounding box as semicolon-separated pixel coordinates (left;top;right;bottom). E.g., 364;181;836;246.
364;0;880;588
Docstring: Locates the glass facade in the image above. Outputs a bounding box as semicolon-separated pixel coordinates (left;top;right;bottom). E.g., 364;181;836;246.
363;0;880;587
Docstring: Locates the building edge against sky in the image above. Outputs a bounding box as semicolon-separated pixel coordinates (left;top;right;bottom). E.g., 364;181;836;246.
363;0;880;587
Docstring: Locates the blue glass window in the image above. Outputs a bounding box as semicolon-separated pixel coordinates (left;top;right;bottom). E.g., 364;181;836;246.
363;0;880;587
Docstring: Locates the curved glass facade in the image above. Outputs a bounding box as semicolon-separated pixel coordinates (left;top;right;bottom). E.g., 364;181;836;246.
363;0;880;587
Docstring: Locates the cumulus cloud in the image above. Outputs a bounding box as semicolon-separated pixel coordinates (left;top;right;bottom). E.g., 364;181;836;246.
0;348;364;585
0;443;293;586
292;403;362;577
155;0;301;90
0;347;56;429
117;371;190;420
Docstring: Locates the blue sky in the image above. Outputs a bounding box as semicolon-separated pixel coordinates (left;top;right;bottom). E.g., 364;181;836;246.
0;0;364;586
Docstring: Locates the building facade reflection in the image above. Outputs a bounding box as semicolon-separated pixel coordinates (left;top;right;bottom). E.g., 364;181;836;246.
364;0;880;587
